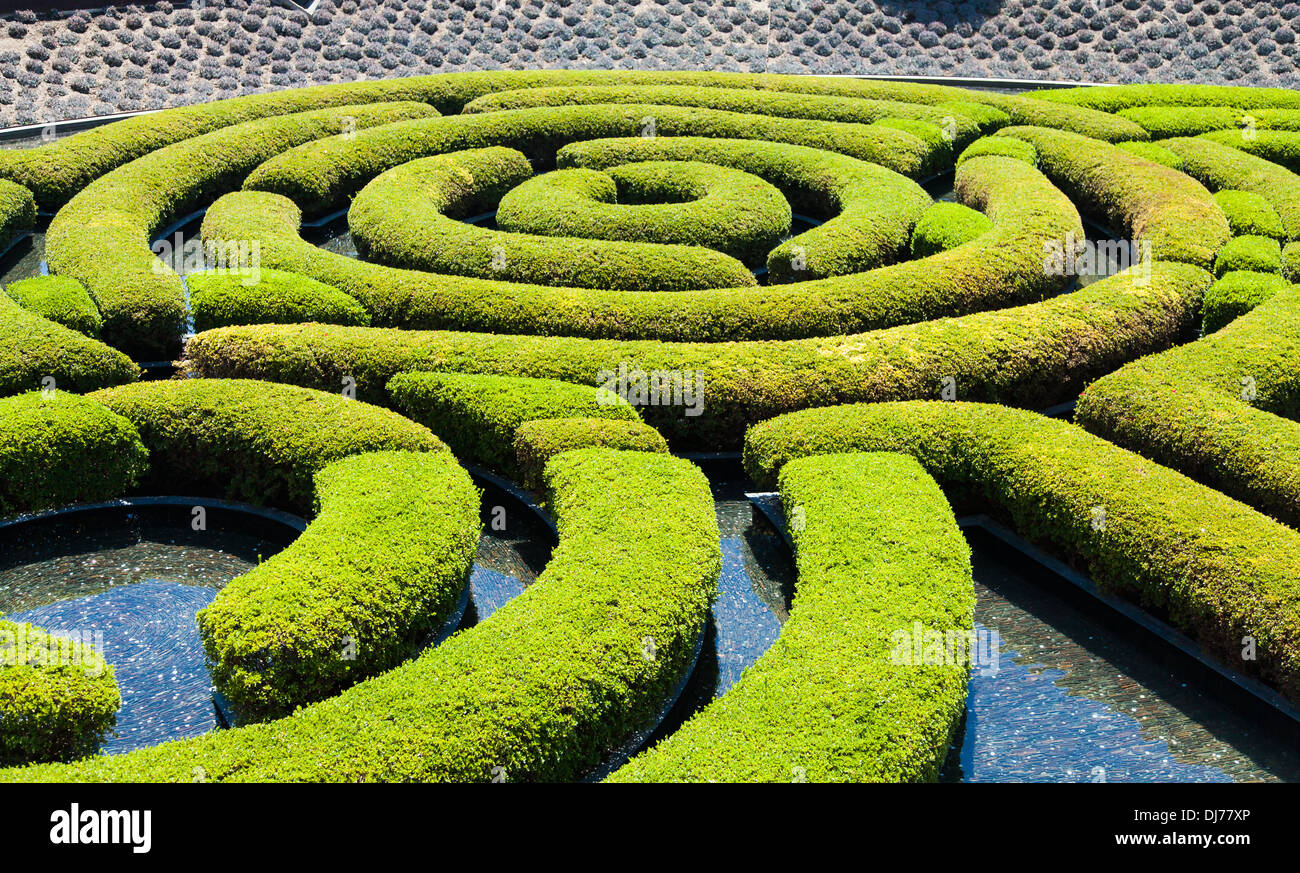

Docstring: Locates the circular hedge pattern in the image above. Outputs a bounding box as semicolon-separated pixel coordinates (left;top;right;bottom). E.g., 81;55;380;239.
1;72;1300;782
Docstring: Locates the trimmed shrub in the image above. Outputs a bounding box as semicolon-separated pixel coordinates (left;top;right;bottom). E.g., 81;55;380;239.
1213;190;1287;239
45;101;437;359
998;125;1230;270
1117;106;1246;139
743;401;1300;704
3;275;102;337
1202;271;1291;333
1077;282;1300;530
1285;241;1300;281
1033;84;1300;113
183;263;1209;450
0;620;119;765
0;293;137;398
910;201;993;258
1200;129;1300;174
0;179;34;252
2;449;720;782
1115;140;1185;170
387;371;639;474
1214;234;1283;277
187;268;369;332
609;452;972;783
1158;136;1300;241
513;417;668;492
87;379;444;514
956;135;1036;167
350;151;759;290
199;450;480;721
205;155;1078;340
0;391;147;518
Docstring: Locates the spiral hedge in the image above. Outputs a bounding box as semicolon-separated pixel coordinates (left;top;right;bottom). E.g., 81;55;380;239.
3;72;1300;781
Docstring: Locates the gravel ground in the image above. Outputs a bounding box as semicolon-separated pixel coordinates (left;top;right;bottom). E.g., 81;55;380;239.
0;0;1295;127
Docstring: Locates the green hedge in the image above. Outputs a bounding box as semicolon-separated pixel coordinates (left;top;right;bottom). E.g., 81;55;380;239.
1114;140;1185;170
1213;190;1287;239
0;620;119;765
1076;281;1300;530
349;150;758;290
743;400;1300;703
1157;136;1300;241
0;294;137;399
0;391;147;519
3;276;102;338
1033;84;1300;113
998;125;1230;270
1214;234;1283;277
87;379;443;515
1202;271;1291;333
183;262;1208;450
910;201;993;258
609;451;972;783
1117;106;1247;139
1200;128;1300;174
495;159;790;268
1286;241;1300;281
956;135;1037;167
513;417;668;492
199;450;479;721
45;101;437;360
205;154;1076;340
554;136;930;283
0;179;35;253
1;448;719;782
387;370;640;474
188;268;369;332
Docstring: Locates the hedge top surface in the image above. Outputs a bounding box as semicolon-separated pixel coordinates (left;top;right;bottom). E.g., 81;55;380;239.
0;293;137;399
3;275;102;338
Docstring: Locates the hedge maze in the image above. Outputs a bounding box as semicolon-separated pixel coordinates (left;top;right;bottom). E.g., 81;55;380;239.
2;71;1300;782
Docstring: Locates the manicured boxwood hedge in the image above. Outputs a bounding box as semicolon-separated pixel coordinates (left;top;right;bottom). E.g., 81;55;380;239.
610;451;973;783
910;201;993;258
1076;281;1300;530
494;159;790;268
199;450;479;721
997;125;1230;270
0;391;147;519
0;620;119;765
387;370;641;475
956;135;1036;167
1213;190;1287;239
1033;84;1300;113
3;276;102;338
1214;234;1283;277
87;379;444;515
1;448;719;782
554;136;930;283
45;101;437;360
1200;129;1300;174
744;401;1300;703
1157;136;1300;241
1202;270;1291;333
1114;140;1186;170
188;268;370;332
0;294;138;399
1286;241;1300;281
513;417;668;492
349;150;758;291
183;262;1208;450
0;179;35;253
205;154;1077;340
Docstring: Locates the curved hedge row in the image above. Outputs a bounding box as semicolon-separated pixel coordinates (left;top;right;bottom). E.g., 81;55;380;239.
0;294;137;399
0;391;147;519
87;379;444;515
45;100;438;360
1157;136;1300;241
1200;129;1300;174
0;179;35;254
182;262;1209;450
610;451;973;783
997;125;1230;269
0;620;119;766
956;134;1037;167
495;160;790;268
188;268;370;332
1;448;719;782
513;417;668;493
1213;190;1287;239
1202;270;1290;334
387;370;641;475
1033;84;1300;113
3;276;102;338
743;401;1300;703
199;450;479;722
1215;235;1283;276
1076;281;1300;530
204;154;1077;341
349;151;758;291
910;202;993;258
